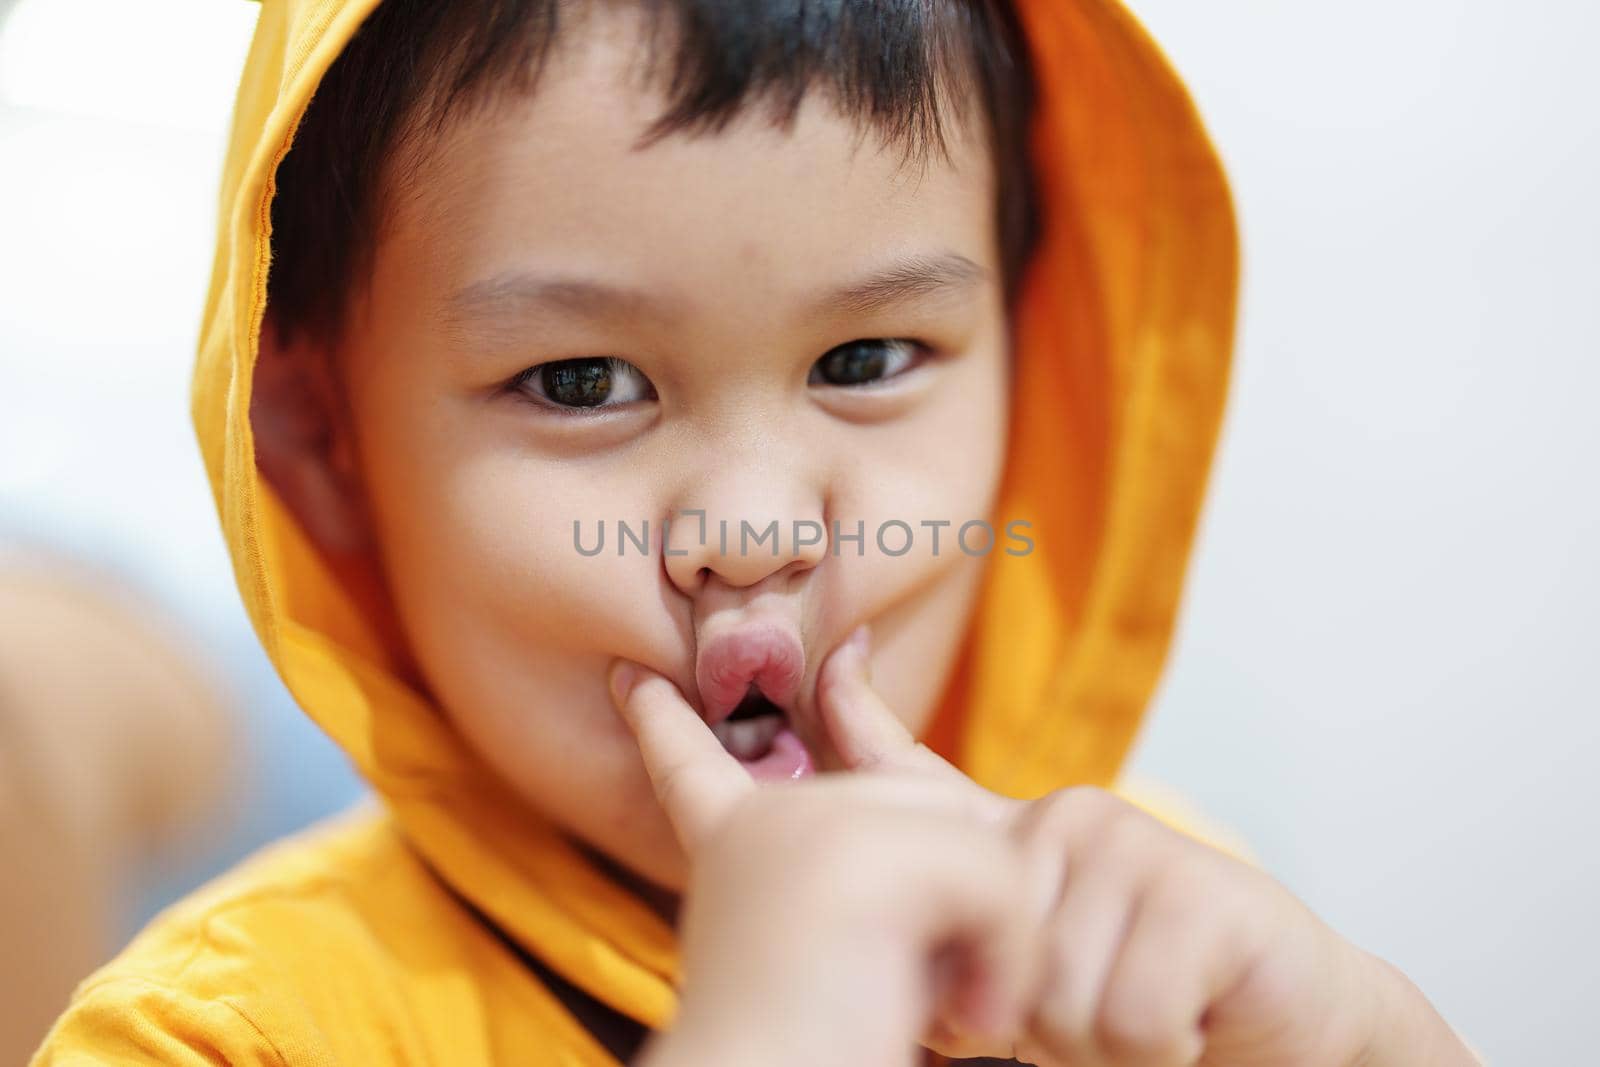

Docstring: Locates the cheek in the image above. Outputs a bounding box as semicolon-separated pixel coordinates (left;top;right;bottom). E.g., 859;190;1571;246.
838;333;1009;549
820;335;1009;734
359;412;672;686
348;385;687;876
342;354;677;719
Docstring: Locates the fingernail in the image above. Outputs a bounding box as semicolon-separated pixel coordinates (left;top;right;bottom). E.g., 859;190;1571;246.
608;662;638;706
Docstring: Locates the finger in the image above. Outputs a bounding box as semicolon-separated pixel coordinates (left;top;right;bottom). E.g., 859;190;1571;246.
818;626;1008;817
688;802;1038;1066
873;816;1037;1050
1025;844;1144;1067
1093;880;1220;1067
818;625;914;767
921;808;1064;1064
608;659;753;851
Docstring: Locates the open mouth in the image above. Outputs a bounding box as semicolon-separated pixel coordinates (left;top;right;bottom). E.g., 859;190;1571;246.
709;685;788;761
695;620;816;780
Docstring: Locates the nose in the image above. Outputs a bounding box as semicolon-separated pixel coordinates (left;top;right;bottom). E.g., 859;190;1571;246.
663;462;830;595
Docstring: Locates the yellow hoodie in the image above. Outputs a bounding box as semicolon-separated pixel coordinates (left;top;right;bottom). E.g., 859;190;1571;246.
30;0;1236;1063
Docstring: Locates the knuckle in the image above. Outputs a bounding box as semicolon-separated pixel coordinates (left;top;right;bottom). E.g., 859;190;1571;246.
1018;786;1086;844
1035;784;1124;839
1059;783;1120;816
1094;800;1158;861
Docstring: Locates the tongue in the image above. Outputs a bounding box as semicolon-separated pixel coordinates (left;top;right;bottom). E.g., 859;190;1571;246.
707;707;815;780
739;727;814;781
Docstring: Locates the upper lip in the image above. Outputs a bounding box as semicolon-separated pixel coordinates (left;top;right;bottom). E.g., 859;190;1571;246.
694;618;806;728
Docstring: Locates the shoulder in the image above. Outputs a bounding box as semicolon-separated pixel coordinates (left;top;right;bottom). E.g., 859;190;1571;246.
31;804;487;1066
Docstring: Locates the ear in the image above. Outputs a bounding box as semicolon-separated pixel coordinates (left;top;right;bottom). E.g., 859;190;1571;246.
250;316;370;558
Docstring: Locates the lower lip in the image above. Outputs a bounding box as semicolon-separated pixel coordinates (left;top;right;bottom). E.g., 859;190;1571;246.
739;726;815;781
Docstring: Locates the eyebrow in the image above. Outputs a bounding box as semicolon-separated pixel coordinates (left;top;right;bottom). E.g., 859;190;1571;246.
441;251;989;333
820;252;990;317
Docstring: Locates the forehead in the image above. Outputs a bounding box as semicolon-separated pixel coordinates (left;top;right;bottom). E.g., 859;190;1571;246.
378;4;999;319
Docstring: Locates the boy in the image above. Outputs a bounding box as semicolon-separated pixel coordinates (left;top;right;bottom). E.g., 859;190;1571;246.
33;0;1475;1063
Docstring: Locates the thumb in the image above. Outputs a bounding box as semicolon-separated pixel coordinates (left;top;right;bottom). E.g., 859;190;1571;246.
818;626;1013;822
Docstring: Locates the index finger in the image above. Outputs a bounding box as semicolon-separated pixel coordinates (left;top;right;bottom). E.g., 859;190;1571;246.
818;626;1015;825
608;660;755;851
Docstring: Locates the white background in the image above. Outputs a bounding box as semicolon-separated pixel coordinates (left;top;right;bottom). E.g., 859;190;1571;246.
1127;2;1600;1061
2;1;1595;1061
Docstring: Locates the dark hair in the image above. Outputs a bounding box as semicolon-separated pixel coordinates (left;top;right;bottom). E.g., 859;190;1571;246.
266;0;1041;346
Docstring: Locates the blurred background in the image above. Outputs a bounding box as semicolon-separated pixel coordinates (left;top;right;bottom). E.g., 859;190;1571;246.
0;0;1594;1062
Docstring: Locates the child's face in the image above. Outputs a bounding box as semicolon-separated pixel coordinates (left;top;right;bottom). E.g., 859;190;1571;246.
335;6;1009;889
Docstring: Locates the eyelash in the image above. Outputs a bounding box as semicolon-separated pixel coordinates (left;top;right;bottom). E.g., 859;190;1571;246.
808;338;929;389
508;356;653;415
508;338;932;413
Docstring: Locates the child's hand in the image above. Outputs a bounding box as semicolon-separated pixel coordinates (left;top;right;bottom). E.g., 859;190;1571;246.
816;630;1482;1067
609;627;1478;1067
607;642;1040;1067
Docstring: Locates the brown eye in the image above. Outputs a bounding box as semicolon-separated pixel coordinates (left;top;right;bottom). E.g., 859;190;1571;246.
516;357;654;410
808;339;924;387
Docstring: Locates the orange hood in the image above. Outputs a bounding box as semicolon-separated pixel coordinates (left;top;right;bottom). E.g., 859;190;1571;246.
196;0;1237;1030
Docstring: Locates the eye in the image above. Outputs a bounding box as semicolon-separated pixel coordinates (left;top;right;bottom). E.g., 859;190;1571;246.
511;357;655;411
808;339;928;387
